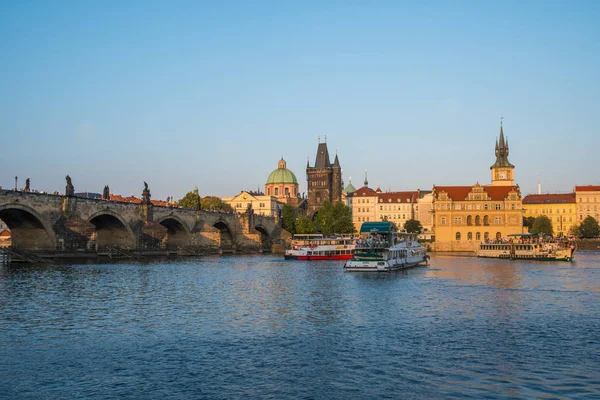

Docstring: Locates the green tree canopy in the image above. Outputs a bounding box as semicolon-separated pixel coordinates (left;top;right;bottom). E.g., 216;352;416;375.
523;216;535;233
579;216;600;238
569;224;581;237
178;191;201;210
404;219;423;234
531;215;553;236
282;204;296;234
178;192;233;212
296;215;316;234
202;196;233;212
332;202;356;234
314;200;335;236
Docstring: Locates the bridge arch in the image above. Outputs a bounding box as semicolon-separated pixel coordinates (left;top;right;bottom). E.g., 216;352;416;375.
157;215;191;249
213;219;235;251
88;210;135;250
0;203;55;250
254;225;272;252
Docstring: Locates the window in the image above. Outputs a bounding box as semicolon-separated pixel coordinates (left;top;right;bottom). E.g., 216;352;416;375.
275;188;279;196
475;215;481;226
467;215;472;225
484;232;489;240
476;232;481;241
495;204;501;210
494;217;502;224
484;204;489;210
441;217;447;225
496;232;502;239
483;215;489;225
456;232;461;241
454;217;462;224
556;217;560;222
467;232;473;240
285;188;290;196
267;188;271;195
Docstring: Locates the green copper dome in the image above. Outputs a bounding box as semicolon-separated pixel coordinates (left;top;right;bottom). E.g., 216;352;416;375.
266;158;298;185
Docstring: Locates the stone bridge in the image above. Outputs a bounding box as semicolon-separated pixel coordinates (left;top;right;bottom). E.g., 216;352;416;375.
0;189;287;256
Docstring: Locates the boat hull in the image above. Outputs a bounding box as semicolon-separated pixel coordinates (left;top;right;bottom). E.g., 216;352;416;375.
344;257;428;272
285;254;354;261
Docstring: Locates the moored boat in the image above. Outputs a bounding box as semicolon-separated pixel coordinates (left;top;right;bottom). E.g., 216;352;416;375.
344;222;429;272
285;234;358;260
477;233;575;262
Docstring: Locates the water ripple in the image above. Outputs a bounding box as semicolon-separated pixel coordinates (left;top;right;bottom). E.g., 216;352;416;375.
1;253;599;399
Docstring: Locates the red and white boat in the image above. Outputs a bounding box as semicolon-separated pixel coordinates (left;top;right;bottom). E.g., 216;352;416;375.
285;234;358;261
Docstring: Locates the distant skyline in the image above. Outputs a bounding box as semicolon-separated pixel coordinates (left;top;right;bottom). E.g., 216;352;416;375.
1;1;598;200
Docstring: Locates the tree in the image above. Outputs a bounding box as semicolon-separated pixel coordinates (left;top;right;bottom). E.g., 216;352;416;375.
404;219;423;234
296;215;316;234
332;202;356;234
314;201;335;236
523;216;535;233
282;205;296;234
579;216;600;238
569;224;581;237
178;191;201;210
201;196;233;212
531;215;553;236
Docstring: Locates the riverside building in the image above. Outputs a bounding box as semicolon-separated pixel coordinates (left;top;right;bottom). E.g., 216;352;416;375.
522;193;577;236
432;123;523;251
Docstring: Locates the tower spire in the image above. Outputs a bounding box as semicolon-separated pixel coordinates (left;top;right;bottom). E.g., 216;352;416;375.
364;169;368;187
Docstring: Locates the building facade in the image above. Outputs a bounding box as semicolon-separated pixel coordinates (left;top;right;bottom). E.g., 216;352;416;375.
432;124;523;251
574;185;600;224
522;193;577;236
346;173;421;233
417;191;434;239
306;141;342;216
222;191;280;217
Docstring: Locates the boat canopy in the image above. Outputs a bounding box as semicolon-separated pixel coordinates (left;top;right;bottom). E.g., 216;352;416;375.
360;221;396;233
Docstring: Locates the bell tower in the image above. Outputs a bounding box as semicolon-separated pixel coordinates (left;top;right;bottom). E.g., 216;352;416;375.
490;120;515;186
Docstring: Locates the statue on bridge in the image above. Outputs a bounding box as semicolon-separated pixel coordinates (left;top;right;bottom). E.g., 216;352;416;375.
65;175;74;197
102;185;110;200
142;181;151;205
25;178;30;192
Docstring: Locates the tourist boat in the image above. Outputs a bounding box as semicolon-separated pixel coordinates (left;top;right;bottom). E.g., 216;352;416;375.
284;234;358;260
477;233;575;262
344;222;429;272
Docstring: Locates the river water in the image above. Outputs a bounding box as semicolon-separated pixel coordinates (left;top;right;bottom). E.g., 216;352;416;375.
1;253;599;399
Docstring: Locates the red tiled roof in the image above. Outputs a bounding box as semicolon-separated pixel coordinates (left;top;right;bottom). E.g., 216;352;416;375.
523;193;576;204
0;229;11;237
349;187;378;197
378;191;419;203
435;185;519;201
434;186;473;201
575;185;600;192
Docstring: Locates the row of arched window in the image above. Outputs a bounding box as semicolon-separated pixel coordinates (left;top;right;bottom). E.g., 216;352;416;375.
455;232;502;241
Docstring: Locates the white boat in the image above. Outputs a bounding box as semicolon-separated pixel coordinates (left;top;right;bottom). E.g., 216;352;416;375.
344;222;429;272
477;233;575;262
285;234;358;261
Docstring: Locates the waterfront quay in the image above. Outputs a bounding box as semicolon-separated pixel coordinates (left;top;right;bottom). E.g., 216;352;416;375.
1;253;599;399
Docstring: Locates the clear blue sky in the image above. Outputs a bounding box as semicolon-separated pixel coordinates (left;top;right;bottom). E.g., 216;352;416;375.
1;1;598;200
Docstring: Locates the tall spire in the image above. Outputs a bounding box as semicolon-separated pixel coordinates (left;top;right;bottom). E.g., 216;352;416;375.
364;169;368;187
491;119;514;169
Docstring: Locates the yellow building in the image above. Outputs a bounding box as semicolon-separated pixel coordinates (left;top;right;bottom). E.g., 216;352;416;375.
522;193;577;236
346;172;422;232
575;185;600;224
222;191;280;217
432;123;523;251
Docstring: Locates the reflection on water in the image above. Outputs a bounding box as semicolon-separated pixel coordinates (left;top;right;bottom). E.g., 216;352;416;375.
1;253;599;399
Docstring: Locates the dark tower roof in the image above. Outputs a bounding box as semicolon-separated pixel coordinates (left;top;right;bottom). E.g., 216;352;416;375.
313;143;331;169
333;153;340;168
490;122;514;169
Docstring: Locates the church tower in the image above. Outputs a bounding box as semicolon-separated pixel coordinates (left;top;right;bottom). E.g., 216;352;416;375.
306;138;343;216
490;121;515;186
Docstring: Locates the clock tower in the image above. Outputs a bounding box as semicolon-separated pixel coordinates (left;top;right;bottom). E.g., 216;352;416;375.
490;121;515;186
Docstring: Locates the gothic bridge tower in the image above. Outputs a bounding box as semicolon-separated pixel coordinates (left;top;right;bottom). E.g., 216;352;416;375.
306;138;342;216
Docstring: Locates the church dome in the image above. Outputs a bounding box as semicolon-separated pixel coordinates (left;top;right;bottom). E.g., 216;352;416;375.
266;158;298;185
